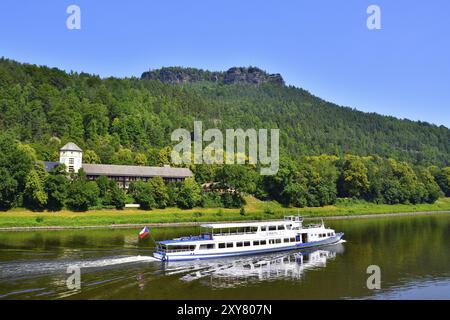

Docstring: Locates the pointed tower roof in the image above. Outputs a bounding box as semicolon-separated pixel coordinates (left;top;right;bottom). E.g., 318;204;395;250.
60;142;82;152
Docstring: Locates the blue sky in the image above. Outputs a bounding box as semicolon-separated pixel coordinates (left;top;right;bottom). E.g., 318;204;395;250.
0;0;449;127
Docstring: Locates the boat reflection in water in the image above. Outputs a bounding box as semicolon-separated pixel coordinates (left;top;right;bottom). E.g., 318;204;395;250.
161;242;345;288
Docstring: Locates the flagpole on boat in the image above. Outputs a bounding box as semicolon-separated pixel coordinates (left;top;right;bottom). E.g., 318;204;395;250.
140;226;157;248
148;229;158;247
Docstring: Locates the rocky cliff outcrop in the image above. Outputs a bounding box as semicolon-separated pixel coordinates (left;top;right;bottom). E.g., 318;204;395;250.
223;67;284;86
141;66;285;86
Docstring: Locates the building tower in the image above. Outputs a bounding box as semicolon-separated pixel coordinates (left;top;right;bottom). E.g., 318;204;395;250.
59;142;83;173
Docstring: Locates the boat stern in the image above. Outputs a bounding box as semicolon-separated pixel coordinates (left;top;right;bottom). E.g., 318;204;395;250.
153;251;167;261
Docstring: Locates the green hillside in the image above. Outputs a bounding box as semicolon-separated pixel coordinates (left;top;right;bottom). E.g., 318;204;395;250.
0;59;448;166
1;58;449;213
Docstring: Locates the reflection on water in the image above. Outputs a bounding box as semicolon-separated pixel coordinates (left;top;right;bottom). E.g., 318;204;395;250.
163;243;345;288
0;214;449;299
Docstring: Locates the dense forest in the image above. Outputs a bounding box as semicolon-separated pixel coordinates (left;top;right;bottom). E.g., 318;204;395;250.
0;58;449;212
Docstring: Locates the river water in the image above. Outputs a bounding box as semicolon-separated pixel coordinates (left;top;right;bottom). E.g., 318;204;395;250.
0;214;449;299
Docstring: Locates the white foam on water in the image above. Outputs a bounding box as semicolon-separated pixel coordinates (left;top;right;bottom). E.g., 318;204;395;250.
78;255;158;268
0;255;159;279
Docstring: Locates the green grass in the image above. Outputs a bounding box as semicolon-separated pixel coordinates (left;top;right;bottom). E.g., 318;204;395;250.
1;197;450;228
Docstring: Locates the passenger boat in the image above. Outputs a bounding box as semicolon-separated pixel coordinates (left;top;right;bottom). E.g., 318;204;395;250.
153;216;344;262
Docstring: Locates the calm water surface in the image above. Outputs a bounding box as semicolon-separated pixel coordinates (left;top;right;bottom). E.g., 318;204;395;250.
0;214;449;299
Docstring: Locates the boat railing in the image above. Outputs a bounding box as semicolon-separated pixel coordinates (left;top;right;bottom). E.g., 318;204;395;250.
173;233;213;241
213;231;257;236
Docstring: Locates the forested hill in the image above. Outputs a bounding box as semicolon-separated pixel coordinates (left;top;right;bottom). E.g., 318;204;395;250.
0;58;449;166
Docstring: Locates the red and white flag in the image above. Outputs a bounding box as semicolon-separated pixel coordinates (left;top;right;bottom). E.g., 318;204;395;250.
139;226;149;239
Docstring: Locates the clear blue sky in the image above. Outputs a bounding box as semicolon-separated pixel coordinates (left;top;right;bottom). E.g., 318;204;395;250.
1;0;449;127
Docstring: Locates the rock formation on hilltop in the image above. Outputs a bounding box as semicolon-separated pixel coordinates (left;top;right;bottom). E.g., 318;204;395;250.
141;66;285;86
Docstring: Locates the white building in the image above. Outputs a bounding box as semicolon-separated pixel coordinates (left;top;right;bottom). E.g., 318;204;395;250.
59;142;83;173
45;142;193;189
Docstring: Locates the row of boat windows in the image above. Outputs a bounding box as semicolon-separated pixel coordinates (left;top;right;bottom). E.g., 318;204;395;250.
212;225;288;235
200;237;298;250
312;233;334;238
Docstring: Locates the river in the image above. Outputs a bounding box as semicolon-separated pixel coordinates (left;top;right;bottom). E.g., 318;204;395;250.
0;213;449;299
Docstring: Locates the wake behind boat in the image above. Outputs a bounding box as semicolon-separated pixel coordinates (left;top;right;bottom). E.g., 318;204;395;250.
153;216;344;261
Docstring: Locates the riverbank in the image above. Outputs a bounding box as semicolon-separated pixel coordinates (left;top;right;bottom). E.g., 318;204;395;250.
1;197;450;231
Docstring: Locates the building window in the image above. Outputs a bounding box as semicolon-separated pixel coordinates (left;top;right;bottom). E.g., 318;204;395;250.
69;158;74;165
68;166;74;173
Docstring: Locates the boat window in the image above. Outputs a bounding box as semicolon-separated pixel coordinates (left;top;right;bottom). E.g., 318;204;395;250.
218;243;226;249
199;243;215;250
244;241;251;247
286;224;292;230
275;239;282;244
269;239;275;244
269;226;276;231
236;242;243;247
227;242;234;248
277;225;285;230
167;245;196;252
284;238;289;243
290;237;296;242
261;226;267;231
253;240;260;246
260;240;267;245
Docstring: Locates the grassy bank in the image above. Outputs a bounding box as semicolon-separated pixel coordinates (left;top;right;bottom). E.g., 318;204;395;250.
1;197;450;229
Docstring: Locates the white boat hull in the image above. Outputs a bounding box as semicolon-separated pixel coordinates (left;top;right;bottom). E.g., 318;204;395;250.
153;232;344;262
